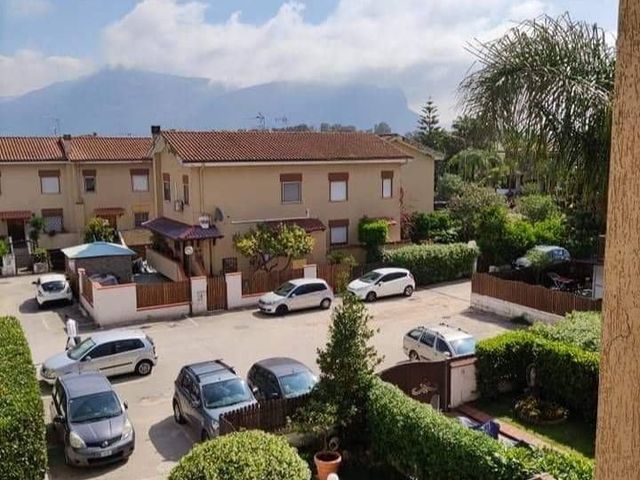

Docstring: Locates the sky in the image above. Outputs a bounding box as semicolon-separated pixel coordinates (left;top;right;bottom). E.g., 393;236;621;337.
0;0;619;123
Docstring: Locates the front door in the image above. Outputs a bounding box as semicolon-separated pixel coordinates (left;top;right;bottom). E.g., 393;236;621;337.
6;219;26;243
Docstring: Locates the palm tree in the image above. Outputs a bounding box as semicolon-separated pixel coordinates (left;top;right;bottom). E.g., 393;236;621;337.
459;13;615;213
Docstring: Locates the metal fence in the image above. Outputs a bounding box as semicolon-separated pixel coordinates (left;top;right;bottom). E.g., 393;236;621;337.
207;275;227;310
471;273;602;316
135;281;191;309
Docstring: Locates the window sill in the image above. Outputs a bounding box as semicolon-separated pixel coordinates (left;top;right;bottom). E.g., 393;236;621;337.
281;201;302;205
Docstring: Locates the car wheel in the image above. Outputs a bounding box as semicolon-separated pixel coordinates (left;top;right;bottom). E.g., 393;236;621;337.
275;304;288;316
320;298;332;309
365;291;377;302
173;400;186;424
201;429;210;442
409;350;420;361
404;285;414;297
135;360;153;376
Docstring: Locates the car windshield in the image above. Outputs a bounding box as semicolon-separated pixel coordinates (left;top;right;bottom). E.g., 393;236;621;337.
67;338;96;360
202;378;253;409
41;281;66;292
450;338;476;356
69;391;122;423
274;282;296;297
359;272;383;284
279;371;317;398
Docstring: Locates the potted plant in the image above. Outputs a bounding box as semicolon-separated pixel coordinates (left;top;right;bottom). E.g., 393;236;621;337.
32;247;49;274
294;400;341;480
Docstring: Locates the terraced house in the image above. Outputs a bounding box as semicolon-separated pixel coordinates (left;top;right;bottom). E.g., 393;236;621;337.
145;127;437;276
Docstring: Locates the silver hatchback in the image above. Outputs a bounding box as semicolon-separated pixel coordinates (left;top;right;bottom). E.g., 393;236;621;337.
258;278;334;315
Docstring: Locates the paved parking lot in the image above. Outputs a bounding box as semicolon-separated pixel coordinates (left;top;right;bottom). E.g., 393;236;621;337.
0;274;515;480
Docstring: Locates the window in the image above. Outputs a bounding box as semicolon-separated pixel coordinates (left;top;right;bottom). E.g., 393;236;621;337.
87;342;115;359
381;171;394;198
436;338;452;356
42;209;63;233
329;219;349;245
329;172;348;202
182;175;190;205
280;173;302;203
114;339;144;354
134;212;149;227
384;272;406;282
420;332;436;347
131;169;149;192
163;173;171;201
408;328;423;340
83;169;96;193
39;170;60;194
222;257;238;273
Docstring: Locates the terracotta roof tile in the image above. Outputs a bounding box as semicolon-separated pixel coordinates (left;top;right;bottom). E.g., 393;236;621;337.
143;216;224;241
0;137;64;162
160;131;411;163
65;136;152;161
0;210;32;220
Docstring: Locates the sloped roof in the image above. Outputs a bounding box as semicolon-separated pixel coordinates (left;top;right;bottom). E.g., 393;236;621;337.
160;130;411;163
64;136;152;161
0;137;65;162
142;216;223;240
62;242;135;259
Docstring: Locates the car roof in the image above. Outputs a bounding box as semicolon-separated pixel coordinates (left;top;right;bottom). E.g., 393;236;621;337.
252;357;312;377
532;245;566;253
186;360;238;384
39;274;67;283
368;267;409;275
286;278;328;286
59;372;113;398
87;329;147;343
423;324;473;341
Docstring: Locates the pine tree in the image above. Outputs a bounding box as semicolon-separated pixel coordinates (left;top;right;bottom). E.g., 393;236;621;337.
418;97;441;136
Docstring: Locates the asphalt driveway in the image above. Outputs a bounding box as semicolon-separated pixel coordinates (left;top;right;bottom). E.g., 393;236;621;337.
0;274;514;480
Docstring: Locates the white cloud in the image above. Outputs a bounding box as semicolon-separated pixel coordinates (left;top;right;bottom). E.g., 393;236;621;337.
6;0;52;17
103;0;551;123
0;50;94;97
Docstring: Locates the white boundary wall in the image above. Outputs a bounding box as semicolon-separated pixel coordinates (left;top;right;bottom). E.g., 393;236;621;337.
471;292;562;324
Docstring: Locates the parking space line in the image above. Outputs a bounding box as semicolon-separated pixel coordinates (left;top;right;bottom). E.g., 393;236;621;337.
41;317;52;331
188;317;199;327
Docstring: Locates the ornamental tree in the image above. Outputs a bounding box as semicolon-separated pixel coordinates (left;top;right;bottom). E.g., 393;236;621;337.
84;217;117;243
233;223;314;272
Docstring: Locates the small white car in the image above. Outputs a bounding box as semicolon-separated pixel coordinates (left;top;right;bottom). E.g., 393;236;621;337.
34;274;73;308
347;267;415;301
258;278;333;315
403;323;476;361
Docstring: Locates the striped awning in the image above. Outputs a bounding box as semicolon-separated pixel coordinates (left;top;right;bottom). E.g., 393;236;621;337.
0;210;31;220
94;207;125;216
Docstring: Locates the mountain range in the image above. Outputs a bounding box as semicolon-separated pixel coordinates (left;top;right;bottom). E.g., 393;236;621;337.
0;69;418;136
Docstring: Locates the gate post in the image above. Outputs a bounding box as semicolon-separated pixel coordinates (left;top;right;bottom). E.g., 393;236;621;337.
190;276;207;314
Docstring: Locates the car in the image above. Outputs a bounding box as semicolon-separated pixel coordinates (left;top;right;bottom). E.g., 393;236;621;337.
258;278;334;315
34;274;73;308
172;360;257;441
347;267;415;301
247;357;317;400
50;372;134;467
403;323;476;361
514;245;571;270
40;329;157;384
89;273;118;286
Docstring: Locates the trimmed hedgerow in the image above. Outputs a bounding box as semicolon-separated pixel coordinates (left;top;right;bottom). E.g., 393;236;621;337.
168;430;310;480
366;378;593;480
476;331;600;422
529;311;602;352
382;242;478;286
0;316;47;480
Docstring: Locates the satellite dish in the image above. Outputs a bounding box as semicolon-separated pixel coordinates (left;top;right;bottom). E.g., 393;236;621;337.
213;207;224;222
184;246;194;256
198;215;211;229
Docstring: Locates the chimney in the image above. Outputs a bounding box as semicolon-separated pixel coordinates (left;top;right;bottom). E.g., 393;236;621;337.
62;134;71;141
151;125;161;136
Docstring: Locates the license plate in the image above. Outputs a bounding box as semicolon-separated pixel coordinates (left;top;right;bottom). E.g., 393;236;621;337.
98;449;112;458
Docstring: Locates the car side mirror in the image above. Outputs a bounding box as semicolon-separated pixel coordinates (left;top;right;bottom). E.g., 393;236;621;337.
251;386;259;394
444;351;452;358
376;282;382;286
53;415;64;424
32;281;38;285
290;293;296;297
269;392;280;400
123;401;128;410
83;355;92;362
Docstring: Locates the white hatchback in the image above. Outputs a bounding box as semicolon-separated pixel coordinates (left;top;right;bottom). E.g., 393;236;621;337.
34;274;73;308
347;267;415;301
258;278;334;315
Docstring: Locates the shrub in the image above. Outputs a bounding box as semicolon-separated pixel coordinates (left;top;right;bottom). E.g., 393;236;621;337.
532;214;567;245
476;331;600;422
449;183;505;240
84;217;117;243
518;194;560;222
382;243;478;286
0;316;47;480
436;173;465;201
529;311;602;352
409;210;459;244
168;430;310;480
28;216;45;246
358;217;389;262
326;250;356;267
366;379;593;480
31;247;49;264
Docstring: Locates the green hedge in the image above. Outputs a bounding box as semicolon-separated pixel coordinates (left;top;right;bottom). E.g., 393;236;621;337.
382;242;478;286
0;316;47;480
366;379;593;480
476;331;600;422
529;312;602;352
169;430;310;480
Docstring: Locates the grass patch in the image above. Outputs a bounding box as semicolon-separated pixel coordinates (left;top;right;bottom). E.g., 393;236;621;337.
474;396;595;460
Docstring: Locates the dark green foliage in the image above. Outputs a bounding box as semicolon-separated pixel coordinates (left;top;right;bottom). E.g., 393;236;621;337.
28;216;45;246
168;430;310;480
476;331;600;422
564;209;604;259
326;250;356;266
84;217;117;243
532;214;567;245
436;173;465;201
530;312;602;352
409;210;460;244
0;316;47;480
31;247;49;264
448;183;506;240
358;217;389;262
518;194;560;222
382;243;478;286
366;379;593;480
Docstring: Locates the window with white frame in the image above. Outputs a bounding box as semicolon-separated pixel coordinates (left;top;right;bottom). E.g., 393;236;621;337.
280;173;302;203
40;171;60;194
42;209;63;233
131;169;149;192
381;171;393;198
329;172;348;202
329;220;349;245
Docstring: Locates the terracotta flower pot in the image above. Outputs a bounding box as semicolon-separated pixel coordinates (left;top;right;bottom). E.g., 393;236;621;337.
314;451;341;480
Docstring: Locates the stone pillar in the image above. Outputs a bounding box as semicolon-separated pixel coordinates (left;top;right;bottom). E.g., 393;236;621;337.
595;2;640;478
303;264;317;279
78;268;86;296
225;272;243;309
190;276;207;314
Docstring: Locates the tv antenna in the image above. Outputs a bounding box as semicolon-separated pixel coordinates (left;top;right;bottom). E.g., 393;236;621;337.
275;116;288;127
255;112;266;130
42;116;61;136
